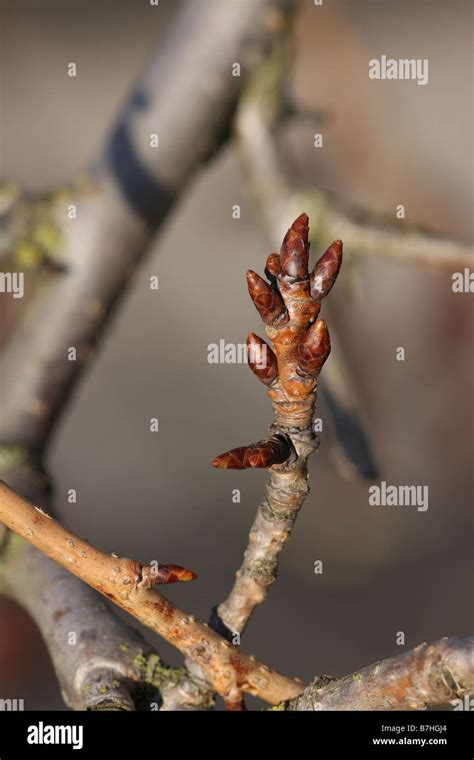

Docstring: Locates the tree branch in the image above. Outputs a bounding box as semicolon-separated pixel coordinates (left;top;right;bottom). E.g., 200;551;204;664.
0;0;298;710
0;472;213;711
286;636;474;711
0;0;295;451
235;52;474;272
0;480;304;706
234;48;473;480
212;213;338;636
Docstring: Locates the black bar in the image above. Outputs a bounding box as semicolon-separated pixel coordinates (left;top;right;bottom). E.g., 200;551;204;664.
0;710;471;758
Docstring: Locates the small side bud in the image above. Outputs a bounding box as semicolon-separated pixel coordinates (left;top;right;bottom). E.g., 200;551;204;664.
139;564;197;587
246;270;286;324
310;240;342;301
247;333;278;386
264;253;282;286
211;435;291;470
297;319;330;377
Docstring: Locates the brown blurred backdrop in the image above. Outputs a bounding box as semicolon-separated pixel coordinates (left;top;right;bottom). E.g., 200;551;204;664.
1;0;473;709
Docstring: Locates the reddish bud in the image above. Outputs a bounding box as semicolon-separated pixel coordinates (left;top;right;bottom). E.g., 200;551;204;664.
139;563;197;588
310;240;342;302
285;212;309;244
280;213;310;280
247;333;278;386
297;319;330;377
264;253;282;283
246;270;286;324
211;435;291;470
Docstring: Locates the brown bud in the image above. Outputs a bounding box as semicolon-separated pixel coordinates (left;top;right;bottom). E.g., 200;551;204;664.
297;319;330;377
139;563;197;588
247;333;278;386
310;240;342;302
211;435;291;470
246;270;286;324
264;253;282;284
280;212;310;280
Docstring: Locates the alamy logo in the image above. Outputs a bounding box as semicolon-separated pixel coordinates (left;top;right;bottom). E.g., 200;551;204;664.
369;55;429;86
0;272;24;298
208;339;268;367
27;722;83;750
452;695;474;711
452;268;473;293
369;481;429;512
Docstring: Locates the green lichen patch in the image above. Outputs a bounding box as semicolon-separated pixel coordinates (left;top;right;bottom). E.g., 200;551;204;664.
134;651;185;689
269;701;287;711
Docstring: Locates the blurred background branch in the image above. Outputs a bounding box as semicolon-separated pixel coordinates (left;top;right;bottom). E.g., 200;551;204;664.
0;0;299;710
1;0;472;711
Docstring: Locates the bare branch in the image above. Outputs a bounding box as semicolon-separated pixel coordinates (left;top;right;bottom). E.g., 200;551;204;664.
0;480;304;706
286;637;474;711
0;0;298;710
0;472;212;711
214;213;335;635
0;0;295;451
235;54;474;272
235;56;379;481
0;484;196;594
322;205;474;272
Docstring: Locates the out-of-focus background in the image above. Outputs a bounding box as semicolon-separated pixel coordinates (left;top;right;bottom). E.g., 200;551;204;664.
1;0;472;709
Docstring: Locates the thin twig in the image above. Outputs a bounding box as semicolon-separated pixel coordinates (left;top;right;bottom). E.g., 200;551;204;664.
235;54;381;480
213;213;338;635
0;468;213;711
0;480;304;706
322;205;474;272
235;54;474;272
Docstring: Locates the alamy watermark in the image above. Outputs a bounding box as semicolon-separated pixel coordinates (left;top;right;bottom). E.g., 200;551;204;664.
0;272;24;298
369;55;429;86
208;339;268;367
0;697;24;710
452;695;474;711
452;268;473;293
27;722;83;750
369;481;429;512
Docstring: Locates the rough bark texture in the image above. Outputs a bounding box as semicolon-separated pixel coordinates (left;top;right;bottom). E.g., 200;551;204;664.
286;637;474;711
216;427;318;634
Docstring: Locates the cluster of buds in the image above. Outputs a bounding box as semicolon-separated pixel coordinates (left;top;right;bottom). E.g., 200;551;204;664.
212;213;342;470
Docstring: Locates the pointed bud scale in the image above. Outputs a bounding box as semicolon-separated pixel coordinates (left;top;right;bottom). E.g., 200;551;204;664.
247;333;278;386
310;240;342;302
246;270;286;324
139;563;197;588
211;435;291;470
291;212;309;239
264;253;281;283
297;319;330;377
280;212;310;280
